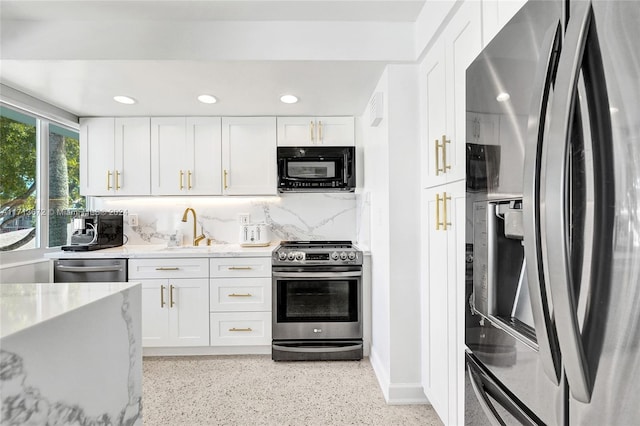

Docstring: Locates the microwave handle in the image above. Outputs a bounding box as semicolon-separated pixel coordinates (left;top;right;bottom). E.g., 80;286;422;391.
344;153;353;180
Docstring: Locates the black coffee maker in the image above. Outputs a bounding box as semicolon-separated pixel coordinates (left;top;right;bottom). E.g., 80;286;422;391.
62;211;124;251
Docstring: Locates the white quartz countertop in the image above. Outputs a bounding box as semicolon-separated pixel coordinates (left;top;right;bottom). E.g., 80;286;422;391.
44;242;278;259
0;282;140;338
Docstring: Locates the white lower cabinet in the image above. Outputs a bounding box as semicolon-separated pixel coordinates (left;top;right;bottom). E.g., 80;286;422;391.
209;257;272;347
210;312;272;346
210;278;271;312
140;278;209;347
130;258;210;347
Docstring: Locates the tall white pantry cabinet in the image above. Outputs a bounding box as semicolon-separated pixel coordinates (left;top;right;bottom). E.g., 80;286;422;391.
419;0;526;424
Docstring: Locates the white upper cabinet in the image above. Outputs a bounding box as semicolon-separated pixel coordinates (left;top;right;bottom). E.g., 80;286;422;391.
277;116;354;146
80;117;150;196
222;117;277;195
421;40;448;189
80;117;114;196
151;117;184;195
151;117;222;195
420;0;482;188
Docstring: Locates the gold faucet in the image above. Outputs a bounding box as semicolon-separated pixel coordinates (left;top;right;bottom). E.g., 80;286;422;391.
181;207;206;246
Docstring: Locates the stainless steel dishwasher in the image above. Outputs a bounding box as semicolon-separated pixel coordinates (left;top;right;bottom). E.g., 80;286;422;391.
53;259;127;282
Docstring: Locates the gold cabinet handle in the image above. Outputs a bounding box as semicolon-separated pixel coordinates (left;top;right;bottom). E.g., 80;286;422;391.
170;284;175;308
187;170;192;190
115;170;121;190
441;135;451;173
223;169;228;189
155;267;180;271
228;266;253;270
179;170;184;190
160;284;166;308
107;170;113;190
435;139;441;175
310;121;315;143
318;120;323;143
436;192;452;231
435;193;442;230
436;135;451;175
229;327;252;332
443;191;452;230
229;293;253;297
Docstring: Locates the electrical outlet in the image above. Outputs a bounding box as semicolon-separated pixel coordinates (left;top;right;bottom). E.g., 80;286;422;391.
238;213;250;224
128;214;139;227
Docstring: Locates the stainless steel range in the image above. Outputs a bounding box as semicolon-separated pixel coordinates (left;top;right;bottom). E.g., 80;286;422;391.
272;241;363;361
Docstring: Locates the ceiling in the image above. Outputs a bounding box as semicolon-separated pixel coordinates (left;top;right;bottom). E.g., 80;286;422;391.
0;1;427;118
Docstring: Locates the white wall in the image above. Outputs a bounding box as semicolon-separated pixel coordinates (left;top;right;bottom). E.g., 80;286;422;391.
387;65;422;392
363;69;392;396
363;64;425;404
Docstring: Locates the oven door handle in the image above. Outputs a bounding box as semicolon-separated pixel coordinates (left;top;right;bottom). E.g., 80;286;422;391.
272;271;362;278
272;343;363;353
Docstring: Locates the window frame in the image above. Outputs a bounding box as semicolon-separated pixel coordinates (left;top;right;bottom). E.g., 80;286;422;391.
0;100;80;266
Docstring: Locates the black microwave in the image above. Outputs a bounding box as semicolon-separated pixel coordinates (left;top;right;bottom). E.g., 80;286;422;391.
277;146;356;192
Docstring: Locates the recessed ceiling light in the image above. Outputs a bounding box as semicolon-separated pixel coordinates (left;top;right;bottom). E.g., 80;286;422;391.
113;95;136;105
280;94;298;104
198;94;217;104
496;92;510;102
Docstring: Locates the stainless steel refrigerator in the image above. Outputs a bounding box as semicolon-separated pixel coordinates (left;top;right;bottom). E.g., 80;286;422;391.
465;0;640;424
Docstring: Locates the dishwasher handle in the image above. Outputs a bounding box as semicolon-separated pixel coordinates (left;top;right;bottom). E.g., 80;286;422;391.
55;265;124;273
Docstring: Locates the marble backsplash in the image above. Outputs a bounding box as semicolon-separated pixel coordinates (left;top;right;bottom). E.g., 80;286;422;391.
90;193;370;248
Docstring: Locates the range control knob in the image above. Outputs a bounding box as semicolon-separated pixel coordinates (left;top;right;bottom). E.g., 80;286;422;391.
278;252;287;261
331;252;339;261
339;252;348;260
287;252;295;261
295;252;304;261
347;252;356;260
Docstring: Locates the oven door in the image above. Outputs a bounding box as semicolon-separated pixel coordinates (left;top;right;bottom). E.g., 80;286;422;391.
272;267;362;340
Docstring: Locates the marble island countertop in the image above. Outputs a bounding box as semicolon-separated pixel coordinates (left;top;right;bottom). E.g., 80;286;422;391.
0;282;140;339
1;281;142;425
44;242;279;259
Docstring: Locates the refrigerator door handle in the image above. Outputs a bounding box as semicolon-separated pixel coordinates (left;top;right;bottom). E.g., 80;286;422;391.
522;21;563;386
545;0;615;404
467;368;505;426
466;353;543;426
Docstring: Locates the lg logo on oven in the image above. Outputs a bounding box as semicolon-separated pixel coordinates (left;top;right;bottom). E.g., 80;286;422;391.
313;328;322;333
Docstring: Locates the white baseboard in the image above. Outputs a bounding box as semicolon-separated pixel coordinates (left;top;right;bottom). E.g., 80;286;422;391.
387;383;429;405
369;347;391;402
369;347;430;405
143;345;271;357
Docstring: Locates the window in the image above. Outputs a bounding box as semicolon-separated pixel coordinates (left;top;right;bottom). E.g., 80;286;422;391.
0;107;37;251
48;124;85;247
0;105;83;252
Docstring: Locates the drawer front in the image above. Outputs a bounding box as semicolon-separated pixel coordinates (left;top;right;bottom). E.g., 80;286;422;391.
210;278;271;312
209;257;271;278
210;312;272;346
129;258;209;279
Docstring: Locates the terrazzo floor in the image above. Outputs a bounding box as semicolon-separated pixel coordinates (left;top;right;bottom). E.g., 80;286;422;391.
142;355;443;426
